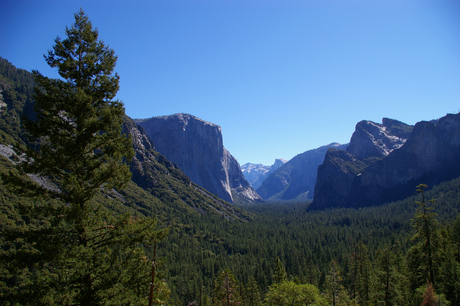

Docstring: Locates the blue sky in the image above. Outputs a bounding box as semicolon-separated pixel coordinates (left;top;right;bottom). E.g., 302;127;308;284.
2;0;459;166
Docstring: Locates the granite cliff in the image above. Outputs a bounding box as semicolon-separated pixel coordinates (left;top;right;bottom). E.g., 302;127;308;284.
347;118;413;159
256;143;347;201
135;114;263;204
312;114;460;209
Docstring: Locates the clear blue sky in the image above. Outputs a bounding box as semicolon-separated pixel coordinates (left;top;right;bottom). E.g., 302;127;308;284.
2;0;459;166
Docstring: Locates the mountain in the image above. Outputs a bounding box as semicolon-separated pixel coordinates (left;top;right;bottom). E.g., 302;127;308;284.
312;115;460;209
0;58;249;221
256;143;347;201
135;113;263;204
346;118;413;159
241;158;287;189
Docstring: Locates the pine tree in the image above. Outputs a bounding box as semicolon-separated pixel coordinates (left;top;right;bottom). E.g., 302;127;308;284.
349;240;372;305
212;269;241;306
323;260;353;306
272;256;288;284
408;184;440;291
437;222;460;305
243;275;262;306
1;9;168;305
452;214;460;262
372;245;410;306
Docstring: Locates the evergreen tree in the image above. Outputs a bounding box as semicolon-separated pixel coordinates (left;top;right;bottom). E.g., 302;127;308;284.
1;9;168;305
420;280;450;306
408;184;440;291
372;245;410;306
422;281;437;306
437;223;460;305
272;256;288;284
243;275;262;306
452;214;460;262
349;240;372;305
212;269;241;306
323;260;354;306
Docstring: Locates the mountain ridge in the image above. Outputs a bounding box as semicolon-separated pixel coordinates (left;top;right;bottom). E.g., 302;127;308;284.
256;143;347;201
241;158;287;190
312;114;460;209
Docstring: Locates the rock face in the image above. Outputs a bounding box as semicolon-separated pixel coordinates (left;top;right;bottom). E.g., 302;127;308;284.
256;143;347;201
241;158;287;190
312;114;460;209
121;116;249;219
347;118;413;159
135;113;263;204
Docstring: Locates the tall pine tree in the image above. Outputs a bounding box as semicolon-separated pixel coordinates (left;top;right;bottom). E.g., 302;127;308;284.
349;240;372;305
272;256;288;284
323;260;354;306
212;269;241;306
1;9;168;305
408;184;440;291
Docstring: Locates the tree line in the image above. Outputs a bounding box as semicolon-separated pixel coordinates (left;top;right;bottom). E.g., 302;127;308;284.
170;185;460;305
1;9;459;305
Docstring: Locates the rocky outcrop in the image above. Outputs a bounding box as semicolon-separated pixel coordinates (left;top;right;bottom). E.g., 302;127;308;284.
256;143;347;201
135;113;263;204
241;158;287;190
347;118;413;159
312;148;372;208
121;116;249;219
312;114;460;209
122;116;177;190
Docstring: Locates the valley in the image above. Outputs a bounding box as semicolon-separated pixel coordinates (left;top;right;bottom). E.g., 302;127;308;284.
1;54;460;305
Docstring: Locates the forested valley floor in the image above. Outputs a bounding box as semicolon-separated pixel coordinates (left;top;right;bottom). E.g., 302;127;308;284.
153;178;460;305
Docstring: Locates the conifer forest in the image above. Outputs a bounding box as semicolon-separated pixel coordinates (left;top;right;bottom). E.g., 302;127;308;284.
1;10;460;306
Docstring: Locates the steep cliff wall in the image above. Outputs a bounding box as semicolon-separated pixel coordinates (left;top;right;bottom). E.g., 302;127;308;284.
135;114;262;203
312;114;460;209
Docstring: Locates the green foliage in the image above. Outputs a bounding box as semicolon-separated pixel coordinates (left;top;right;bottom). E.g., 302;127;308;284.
452;214;460;261
348;240;372;305
21;9;134;208
272;256;288;284
265;280;328;306
0;58;35;146
323;260;353;306
243;275;262;306
0;10;169;305
408;184;440;288
212;269;241;306
371;245;410;305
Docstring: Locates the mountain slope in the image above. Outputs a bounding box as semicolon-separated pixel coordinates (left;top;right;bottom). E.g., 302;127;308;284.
135;114;263;204
241;158;287;190
312;115;460;209
256;143;347;201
